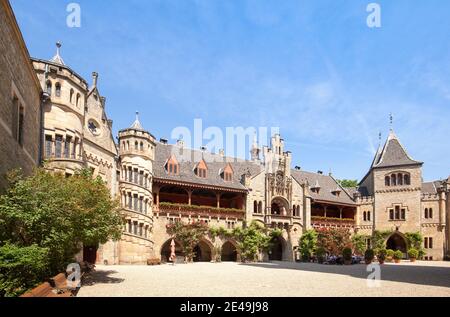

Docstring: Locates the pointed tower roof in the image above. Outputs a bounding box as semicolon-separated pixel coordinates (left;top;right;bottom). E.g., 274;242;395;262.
372;130;422;168
130;112;144;130
51;42;65;65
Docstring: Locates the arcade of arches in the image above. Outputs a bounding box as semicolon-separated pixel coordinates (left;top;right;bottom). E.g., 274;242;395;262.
160;239;239;263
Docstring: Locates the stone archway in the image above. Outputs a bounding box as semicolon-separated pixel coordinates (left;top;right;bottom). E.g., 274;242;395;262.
269;236;286;261
386;232;407;254
193;240;213;262
160;239;184;263
221;241;238;262
271;197;290;216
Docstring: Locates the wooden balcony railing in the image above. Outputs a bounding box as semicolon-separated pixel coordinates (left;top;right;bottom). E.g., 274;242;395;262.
157;202;245;219
311;216;355;228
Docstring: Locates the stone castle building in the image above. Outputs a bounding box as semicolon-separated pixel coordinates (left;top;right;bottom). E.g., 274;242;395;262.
1;1;449;263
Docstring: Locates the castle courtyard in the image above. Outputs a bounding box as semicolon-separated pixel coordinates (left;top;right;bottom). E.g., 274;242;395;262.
77;261;450;297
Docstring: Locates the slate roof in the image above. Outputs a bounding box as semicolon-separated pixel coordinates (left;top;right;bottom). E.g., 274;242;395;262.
291;170;356;205
372;130;422;168
422;180;444;194
152;143;263;192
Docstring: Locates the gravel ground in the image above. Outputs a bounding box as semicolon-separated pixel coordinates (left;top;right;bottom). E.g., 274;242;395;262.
77;261;450;297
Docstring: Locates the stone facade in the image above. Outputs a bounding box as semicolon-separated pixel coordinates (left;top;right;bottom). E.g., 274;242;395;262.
0;1;42;191
1;1;449;264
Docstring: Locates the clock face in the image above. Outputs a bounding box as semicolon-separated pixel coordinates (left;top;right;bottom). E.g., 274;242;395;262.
88;120;100;135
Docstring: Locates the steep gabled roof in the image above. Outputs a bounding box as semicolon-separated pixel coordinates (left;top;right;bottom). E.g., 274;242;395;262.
372;130;423;168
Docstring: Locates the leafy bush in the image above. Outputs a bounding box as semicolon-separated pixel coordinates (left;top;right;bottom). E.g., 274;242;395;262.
351;234;368;256
377;249;387;263
386;249;395;257
233;221;272;262
0;243;50;297
342;247;352;261
394;250;403;260
316;228;352;256
299;230;318;261
315;247;326;264
167;221;209;262
365;249;375;263
408;248;419;259
0;168;122;274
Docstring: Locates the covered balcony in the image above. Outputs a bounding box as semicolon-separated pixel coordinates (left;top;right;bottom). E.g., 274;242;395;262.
311;201;356;229
153;181;246;220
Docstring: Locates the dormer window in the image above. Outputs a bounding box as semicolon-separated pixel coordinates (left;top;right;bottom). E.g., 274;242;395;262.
195;159;208;178
331;186;341;197
310;180;321;194
222;163;234;182
165;155;179;176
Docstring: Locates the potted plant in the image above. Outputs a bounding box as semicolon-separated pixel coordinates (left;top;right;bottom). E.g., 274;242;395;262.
386;249;394;262
343;247;352;265
377;249;387;265
364;249;374;264
393;250;403;263
408;248;418;262
316;247;326;264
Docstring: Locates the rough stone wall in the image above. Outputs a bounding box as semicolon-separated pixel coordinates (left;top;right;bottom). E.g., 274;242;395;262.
0;2;41;191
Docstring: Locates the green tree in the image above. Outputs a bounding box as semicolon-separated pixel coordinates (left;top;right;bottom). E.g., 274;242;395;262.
233;221;273;262
337;179;359;188
166;221;209;262
351;234;368;255
0;168;123;275
299;230;318;260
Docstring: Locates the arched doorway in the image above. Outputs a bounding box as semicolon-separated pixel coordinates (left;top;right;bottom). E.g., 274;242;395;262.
193;240;213;262
269;236;285;261
160;239;184;263
83;245;98;264
221;241;238;262
386;233;407;254
271;197;290;216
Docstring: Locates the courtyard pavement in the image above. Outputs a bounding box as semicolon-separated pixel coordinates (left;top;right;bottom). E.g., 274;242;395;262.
77;261;450;297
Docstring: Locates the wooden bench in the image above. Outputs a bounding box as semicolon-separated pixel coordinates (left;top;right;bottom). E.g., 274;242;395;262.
20;282;71;298
147;258;161;265
50;273;76;296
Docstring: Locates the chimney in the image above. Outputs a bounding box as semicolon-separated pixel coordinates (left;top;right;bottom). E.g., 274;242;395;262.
200;146;207;152
219;149;225;157
176;139;184;148
92;72;98;87
160;138;168;145
317;170;323;175
295;166;301;171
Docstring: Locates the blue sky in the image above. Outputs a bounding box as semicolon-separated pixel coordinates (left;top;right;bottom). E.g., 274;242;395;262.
10;0;450;181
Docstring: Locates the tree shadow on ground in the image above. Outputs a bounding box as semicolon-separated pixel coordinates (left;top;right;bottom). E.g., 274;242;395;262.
240;261;450;289
81;270;125;286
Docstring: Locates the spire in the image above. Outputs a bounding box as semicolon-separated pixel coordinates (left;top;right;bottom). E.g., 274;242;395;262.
51;42;65;65
372;129;422;168
250;133;260;161
130;111;144;130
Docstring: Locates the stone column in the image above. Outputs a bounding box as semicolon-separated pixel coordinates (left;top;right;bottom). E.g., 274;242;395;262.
339;207;343;219
324;205;327;218
438;189;446;227
216;193;221;208
187;190;192;206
